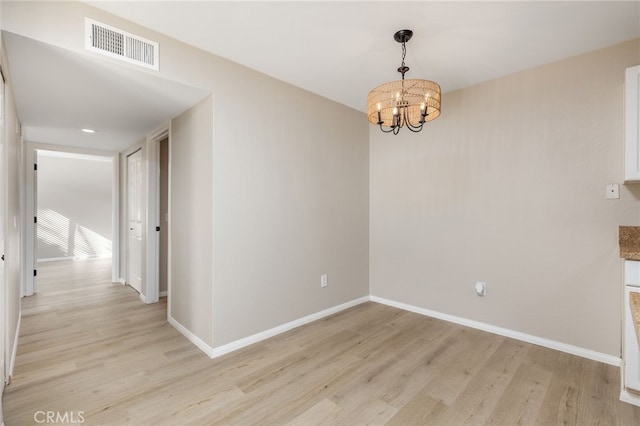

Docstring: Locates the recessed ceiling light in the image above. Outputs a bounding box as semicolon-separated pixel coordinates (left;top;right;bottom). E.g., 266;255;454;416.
81;128;95;133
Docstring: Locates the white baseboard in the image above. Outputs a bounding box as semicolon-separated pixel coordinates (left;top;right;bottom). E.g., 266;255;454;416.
117;278;126;285
159;291;167;298
209;296;370;359
9;314;21;378
168;315;215;358
167;294;618;367
37;255;112;263
370;296;621;367
620;389;640;407
167;296;370;359
37;257;73;263
0;391;3;426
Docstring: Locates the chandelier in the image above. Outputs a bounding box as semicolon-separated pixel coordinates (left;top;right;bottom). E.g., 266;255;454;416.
367;29;441;135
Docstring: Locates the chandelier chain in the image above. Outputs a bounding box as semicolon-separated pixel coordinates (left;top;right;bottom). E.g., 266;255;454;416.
399;41;408;80
400;42;407;80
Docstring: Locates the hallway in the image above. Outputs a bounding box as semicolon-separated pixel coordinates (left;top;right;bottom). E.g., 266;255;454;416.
1;258;187;424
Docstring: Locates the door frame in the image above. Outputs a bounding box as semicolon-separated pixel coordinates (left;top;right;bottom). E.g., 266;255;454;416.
0;64;7;401
143;123;170;305
22;144;119;296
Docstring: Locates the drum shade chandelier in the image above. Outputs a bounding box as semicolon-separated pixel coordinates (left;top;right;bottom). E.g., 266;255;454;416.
367;29;441;135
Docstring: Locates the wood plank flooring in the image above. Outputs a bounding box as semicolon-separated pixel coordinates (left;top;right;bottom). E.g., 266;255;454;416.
3;258;640;425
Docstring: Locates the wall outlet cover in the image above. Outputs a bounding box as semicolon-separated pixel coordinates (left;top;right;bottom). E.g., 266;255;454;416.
321;274;328;288
606;184;620;199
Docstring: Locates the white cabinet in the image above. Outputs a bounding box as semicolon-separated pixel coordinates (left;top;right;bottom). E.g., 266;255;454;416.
625;65;640;181
624;284;640;392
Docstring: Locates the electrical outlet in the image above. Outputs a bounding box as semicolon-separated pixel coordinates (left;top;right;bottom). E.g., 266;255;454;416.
475;281;486;296
606;184;620;199
321;274;328;288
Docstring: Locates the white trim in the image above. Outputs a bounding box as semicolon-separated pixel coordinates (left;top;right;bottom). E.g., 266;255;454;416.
144;138;158;304
167;123;173;325
8;314;19;378
625;65;640;181
139;292;146;304
159;291;167;298
208;296;370;359
22;146;35;296
370;296;621;367
111;152;120;284
36;257;72;263
168;315;215;358
143;123;168;305
147;124;170;145
0;375;3;426
117;278;126;285
167;296;369;359
169;292;620;366
620;389;640;407
210;97;215;352
37;255;112;263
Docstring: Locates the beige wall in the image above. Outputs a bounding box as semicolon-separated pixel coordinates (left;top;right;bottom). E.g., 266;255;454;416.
170;95;214;346
169;81;370;348
370;39;640;357
2;36;22;378
211;73;369;346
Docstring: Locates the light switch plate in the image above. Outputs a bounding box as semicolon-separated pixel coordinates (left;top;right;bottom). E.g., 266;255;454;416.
606;184;620;199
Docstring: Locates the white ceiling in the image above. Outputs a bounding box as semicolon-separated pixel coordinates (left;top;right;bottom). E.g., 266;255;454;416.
3;31;211;151
4;1;640;151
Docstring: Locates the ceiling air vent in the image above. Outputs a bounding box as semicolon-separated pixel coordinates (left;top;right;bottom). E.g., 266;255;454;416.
85;18;159;71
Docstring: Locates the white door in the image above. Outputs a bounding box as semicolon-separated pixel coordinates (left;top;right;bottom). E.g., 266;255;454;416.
127;150;143;294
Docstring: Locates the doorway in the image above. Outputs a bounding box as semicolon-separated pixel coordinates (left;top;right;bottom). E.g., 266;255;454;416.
24;131;170;304
36;151;114;263
23;147;118;297
141;126;170;305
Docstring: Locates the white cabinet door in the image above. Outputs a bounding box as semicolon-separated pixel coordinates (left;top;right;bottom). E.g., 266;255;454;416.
625;65;640;181
624;285;640;392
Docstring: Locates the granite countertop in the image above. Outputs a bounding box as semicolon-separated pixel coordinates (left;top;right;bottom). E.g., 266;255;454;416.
620;226;640;260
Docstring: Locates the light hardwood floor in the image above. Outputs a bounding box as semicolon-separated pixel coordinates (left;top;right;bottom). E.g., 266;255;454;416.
3;258;640;425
